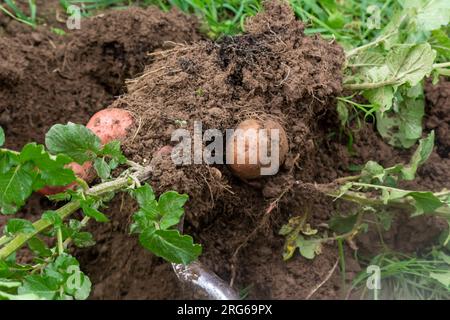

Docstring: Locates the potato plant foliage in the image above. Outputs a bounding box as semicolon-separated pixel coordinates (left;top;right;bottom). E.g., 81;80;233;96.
0;124;201;300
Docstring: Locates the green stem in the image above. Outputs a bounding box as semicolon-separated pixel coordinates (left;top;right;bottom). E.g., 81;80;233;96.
345;32;395;58
433;62;450;69
343;78;398;90
0;201;80;260
0;235;11;247
0;166;152;260
57;227;64;255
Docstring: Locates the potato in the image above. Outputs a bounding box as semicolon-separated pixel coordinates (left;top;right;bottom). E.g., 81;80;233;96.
39;108;133;196
86;108;133;144
226;119;288;179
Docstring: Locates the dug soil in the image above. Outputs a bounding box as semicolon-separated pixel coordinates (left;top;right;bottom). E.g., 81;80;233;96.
1;1;449;299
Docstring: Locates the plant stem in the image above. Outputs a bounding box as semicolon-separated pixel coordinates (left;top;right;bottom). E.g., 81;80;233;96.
345;32;395;58
343;78;398;90
0;201;80;260
0;166;153;260
57;227;64;255
433;62;450;69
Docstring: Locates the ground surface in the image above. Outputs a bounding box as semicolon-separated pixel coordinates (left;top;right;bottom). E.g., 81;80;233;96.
0;1;449;299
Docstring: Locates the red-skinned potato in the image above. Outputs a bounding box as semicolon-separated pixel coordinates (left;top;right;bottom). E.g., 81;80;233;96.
38;108;133;196
226;119;288;180
86;108;133;144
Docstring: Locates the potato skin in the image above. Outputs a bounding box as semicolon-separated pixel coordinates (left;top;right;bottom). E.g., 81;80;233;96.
86;108;133;144
39;108;133;196
227;119;288;179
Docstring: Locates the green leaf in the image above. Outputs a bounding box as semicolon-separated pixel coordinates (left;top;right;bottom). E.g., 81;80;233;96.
404;0;450;32
360;161;386;183
384;189;444;216
45;123;101;164
387;43;436;87
363;86;394;112
42;210;62;228
139;229;201;265
376;90;425;148
401;131;435;180
18;275;59;300
101;140;126;165
27;237;52;257
0;127;4;147
72;232;95;248
93;157;111;180
4;219;36;235
295;236;322;260
431;29;450;60
158;191;189;229
81;205;109;223
329;214;358;234
408;191;444;216
0;162;36;214
131;184;155;207
20;143;75;187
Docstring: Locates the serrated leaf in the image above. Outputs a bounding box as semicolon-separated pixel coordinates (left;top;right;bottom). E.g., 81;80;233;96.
5;219;36;235
45;123;101;164
102;140;126;164
0;162;36;214
27;237;52;257
81;205;109;223
72;232;95;248
93;157;110;180
18;275;59;300
158;191;189;230
131;184;156;207
139;229;201;265
20;143;75;187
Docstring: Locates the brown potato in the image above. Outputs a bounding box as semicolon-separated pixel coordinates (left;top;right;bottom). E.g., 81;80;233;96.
226;119;288;179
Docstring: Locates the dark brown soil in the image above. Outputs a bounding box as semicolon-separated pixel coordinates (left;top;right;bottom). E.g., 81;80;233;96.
1;1;449;300
1;5;200;149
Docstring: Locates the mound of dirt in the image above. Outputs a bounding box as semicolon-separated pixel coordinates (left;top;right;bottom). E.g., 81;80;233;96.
79;1;347;299
0;6;200;149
